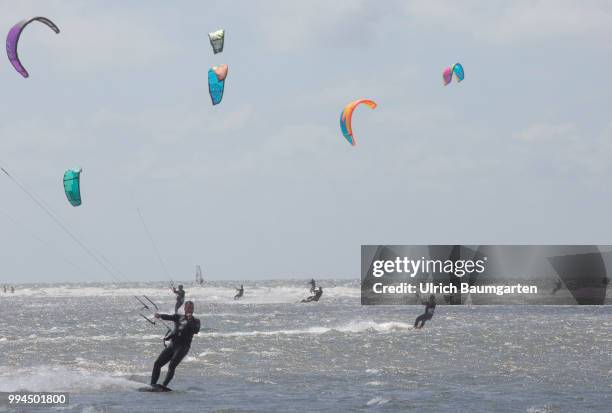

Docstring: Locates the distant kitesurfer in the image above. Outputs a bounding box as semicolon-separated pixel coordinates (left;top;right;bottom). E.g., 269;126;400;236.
414;295;436;329
551;279;563;295
234;284;244;300
150;301;200;389
10;286;14;294
172;285;185;313
302;286;323;303
308;279;316;293
3;285;6;293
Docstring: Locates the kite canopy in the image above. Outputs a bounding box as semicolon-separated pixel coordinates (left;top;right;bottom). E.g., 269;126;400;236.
6;17;60;78
548;249;608;305
208;64;228;105
442;66;453;85
212;64;228;81
63;168;82;207
452;63;464;81
339;99;377;146
443;63;464;85
208;29;225;54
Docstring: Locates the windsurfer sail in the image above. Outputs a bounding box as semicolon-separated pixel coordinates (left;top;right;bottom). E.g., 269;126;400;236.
195;265;203;285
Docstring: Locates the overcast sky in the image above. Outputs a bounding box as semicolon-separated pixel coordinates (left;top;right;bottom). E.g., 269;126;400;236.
1;1;611;283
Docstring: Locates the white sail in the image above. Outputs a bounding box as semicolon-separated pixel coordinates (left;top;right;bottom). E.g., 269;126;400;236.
196;265;203;284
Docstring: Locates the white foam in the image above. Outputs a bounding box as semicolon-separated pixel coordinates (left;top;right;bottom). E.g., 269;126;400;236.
2;320;410;345
203;319;412;338
4;333;174;344
0;366;142;392
333;320;412;333
9;282;360;305
526;405;557;413
366;396;389;406
80;407;113;413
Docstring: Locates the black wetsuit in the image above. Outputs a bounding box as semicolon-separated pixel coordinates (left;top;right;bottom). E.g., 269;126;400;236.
308;279;316;293
151;313;200;387
414;302;435;329
234;287;244;300
173;289;185;313
302;288;323;302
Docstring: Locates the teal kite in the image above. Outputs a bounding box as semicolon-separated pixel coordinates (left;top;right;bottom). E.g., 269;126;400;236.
208;64;228;105
63;168;82;207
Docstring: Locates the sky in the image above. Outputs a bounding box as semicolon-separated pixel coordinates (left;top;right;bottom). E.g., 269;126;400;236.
0;1;611;283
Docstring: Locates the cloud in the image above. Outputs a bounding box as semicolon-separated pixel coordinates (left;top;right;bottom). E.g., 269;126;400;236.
55;13;176;74
1;1;612;281
0;1;178;76
510;121;612;183
513;122;577;142
252;0;386;51
403;0;612;46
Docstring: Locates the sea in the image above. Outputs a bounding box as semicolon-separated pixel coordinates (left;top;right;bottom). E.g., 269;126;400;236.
0;280;609;412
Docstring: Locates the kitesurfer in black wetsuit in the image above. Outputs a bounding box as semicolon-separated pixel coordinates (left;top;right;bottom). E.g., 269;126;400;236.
10;286;14;294
414;295;436;329
172;285;185;313
302;286;323;302
234;285;244;300
3;285;6;293
150;300;200;388
308;279;316;293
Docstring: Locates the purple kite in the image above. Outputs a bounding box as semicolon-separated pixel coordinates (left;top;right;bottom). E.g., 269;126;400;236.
6;17;60;78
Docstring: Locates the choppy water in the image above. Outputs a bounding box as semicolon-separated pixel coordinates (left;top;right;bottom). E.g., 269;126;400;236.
0;280;610;412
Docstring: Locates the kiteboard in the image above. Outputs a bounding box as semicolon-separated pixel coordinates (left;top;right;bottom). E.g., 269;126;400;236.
138;384;172;392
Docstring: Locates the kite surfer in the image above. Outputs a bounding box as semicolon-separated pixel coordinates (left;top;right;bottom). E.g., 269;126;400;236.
234;284;244;300
414;295;436;329
172;285;185;313
302;286;323;303
150;301;200;390
308;279;316;293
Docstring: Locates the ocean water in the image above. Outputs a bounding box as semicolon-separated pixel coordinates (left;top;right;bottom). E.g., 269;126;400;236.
0;280;609;412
